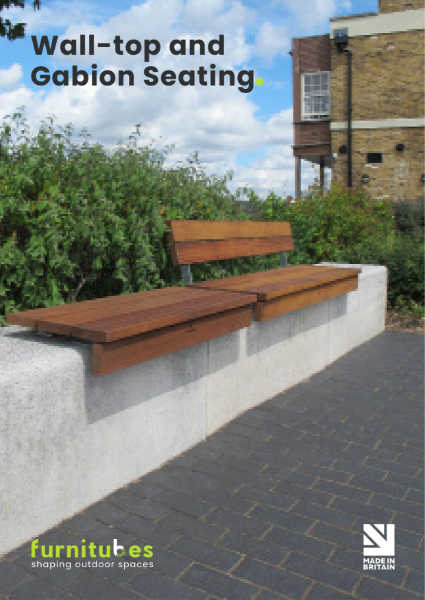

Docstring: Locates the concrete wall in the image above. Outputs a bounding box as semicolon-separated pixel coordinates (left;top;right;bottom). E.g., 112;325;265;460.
0;264;387;556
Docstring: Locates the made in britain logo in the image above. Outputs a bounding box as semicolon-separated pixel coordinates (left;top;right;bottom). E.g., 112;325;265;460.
363;524;395;570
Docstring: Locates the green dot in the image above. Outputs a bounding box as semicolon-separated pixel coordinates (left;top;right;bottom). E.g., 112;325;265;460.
256;77;264;86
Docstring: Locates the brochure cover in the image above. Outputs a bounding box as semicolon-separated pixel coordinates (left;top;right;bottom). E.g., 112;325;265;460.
0;1;423;599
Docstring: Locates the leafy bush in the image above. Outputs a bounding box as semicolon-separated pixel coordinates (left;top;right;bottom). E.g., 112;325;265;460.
1;109;422;323
344;232;424;315
392;199;424;238
250;184;394;264
0;109;257;323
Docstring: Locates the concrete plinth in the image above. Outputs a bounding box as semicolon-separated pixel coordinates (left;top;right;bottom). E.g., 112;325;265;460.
0;264;387;556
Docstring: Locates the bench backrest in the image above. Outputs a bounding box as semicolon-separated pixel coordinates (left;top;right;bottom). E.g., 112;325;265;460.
168;220;294;266
168;220;295;285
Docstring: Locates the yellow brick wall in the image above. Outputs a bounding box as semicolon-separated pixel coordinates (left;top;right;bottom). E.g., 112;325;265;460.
331;30;424;122
330;25;424;200
332;127;425;200
379;0;425;13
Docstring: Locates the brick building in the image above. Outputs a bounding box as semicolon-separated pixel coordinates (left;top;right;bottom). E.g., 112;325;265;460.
291;0;425;200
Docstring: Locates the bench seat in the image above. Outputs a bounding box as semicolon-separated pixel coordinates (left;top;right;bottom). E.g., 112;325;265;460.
7;287;255;375
191;264;361;321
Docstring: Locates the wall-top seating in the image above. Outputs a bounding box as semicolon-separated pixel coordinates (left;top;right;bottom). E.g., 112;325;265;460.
7;286;254;375
168;219;361;321
7;218;361;376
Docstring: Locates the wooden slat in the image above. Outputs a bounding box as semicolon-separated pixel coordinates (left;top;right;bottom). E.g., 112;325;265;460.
170;237;295;266
193;266;361;301
255;276;359;322
70;290;254;342
192;265;333;294
168;220;292;242
31;288;227;337
92;305;252;375
22;288;253;342
6;287;188;329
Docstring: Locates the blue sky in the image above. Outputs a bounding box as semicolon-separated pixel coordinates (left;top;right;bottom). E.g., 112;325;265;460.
0;0;377;196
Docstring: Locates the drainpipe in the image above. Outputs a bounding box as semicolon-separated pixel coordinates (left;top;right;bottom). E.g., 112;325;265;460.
347;49;353;188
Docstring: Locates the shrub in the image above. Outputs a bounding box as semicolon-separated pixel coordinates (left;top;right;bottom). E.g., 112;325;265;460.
0;110;255;323
250;184;394;264
392;198;424;238
344;232;424;315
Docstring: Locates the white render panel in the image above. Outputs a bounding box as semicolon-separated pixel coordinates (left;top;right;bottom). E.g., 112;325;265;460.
331;118;425;131
331;8;425;38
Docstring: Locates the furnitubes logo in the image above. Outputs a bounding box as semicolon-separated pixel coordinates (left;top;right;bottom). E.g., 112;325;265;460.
31;538;153;571
363;524;395;570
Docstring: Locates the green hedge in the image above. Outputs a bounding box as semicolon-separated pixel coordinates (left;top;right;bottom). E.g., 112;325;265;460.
0;110;267;323
1;110;422;323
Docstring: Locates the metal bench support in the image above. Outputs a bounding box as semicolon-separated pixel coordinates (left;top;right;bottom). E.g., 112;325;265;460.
279;252;288;267
180;265;193;285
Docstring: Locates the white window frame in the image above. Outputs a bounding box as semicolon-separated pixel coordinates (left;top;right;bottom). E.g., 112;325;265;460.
302;71;331;121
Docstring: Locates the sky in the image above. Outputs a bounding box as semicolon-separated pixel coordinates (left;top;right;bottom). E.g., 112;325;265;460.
0;0;378;198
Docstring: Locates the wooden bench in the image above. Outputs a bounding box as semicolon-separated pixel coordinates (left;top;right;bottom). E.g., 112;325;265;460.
168;219;361;321
7;287;254;375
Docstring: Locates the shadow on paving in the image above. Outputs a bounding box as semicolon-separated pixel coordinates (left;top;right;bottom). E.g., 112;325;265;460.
1;332;424;600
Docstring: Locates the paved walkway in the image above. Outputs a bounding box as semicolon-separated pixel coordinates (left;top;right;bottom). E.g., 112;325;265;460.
1;332;424;600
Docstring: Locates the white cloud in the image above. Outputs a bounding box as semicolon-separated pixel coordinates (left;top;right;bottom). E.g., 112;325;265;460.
0;0;330;198
0;64;23;88
276;0;352;32
256;22;290;62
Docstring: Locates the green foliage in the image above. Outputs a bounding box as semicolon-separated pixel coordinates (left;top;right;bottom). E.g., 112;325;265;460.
0;1;40;40
0;109;255;323
250;184;394;264
344;232;424;316
1;110;422;323
392;198;424;238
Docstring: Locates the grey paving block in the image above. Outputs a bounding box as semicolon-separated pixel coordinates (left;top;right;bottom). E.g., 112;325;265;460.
370;493;424;519
148;488;214;519
272;481;334;507
308;522;362;552
217;530;289;566
283;551;359;593
113;514;181;547
84;501;129;525
159;511;226;543
232;557;311;598
250;505;314;534
265;526;335;561
348;474;406;499
170;535;242;572
205;507;271;539
290;499;356;529
357;576;422;600
180;562;258;598
10;578;73;600
313;479;373;503
131;569;204;599
69;574;143;599
234;484;297;511
106;491;170;520
405;569;425;596
0;560;37;595
330;497;394;523
13;553;89;589
305;582;356;599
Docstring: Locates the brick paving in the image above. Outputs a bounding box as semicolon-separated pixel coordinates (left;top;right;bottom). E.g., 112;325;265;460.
1;332;424;599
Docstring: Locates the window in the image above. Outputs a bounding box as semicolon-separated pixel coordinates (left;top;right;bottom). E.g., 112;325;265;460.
302;72;330;121
367;152;383;164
